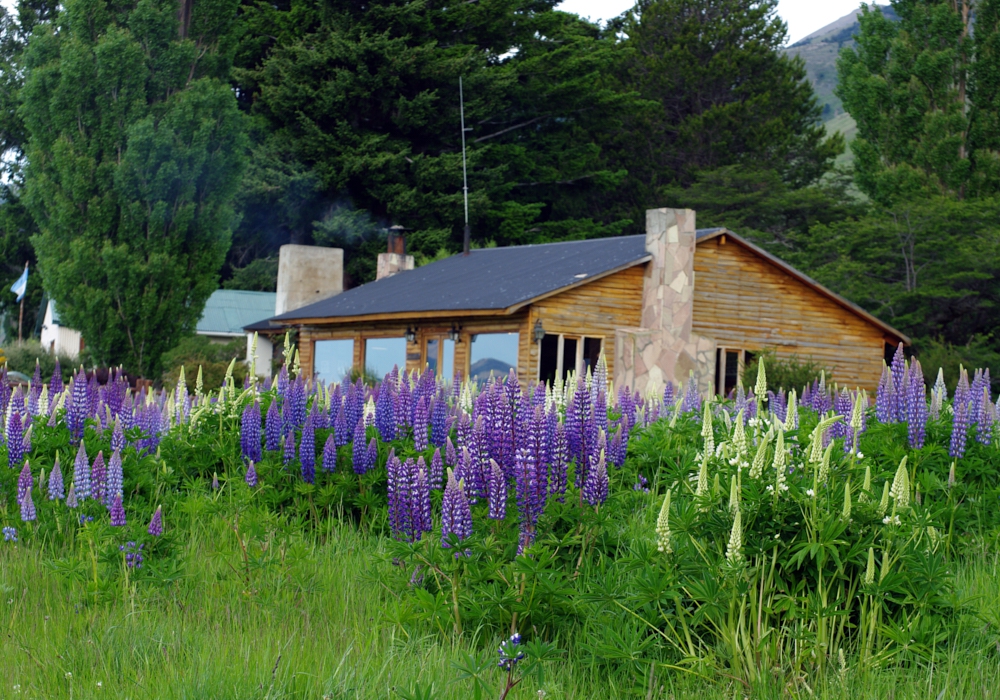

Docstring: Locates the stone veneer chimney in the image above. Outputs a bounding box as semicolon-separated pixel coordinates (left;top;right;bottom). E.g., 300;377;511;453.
275;244;344;316
613;208;716;397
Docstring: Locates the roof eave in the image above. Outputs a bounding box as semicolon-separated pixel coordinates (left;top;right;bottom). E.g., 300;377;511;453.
698;228;912;345
503;255;653;313
271;307;510;326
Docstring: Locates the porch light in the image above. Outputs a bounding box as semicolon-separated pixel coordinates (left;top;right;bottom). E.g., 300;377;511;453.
448;325;461;342
405;327;417;343
532;320;545;344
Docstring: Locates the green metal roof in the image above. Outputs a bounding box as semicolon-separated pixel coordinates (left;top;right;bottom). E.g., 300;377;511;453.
196;290;276;336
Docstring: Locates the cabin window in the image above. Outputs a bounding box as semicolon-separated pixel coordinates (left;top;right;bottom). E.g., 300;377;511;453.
423;336;457;382
469;332;519;383
364;337;407;379
537;334;602;384
314;339;354;384
715;346;748;397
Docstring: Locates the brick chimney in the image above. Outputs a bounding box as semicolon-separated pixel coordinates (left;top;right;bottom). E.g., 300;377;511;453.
377;225;415;280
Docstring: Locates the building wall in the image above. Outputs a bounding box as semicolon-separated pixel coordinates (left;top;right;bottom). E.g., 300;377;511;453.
525;265;645;382
691;236;888;390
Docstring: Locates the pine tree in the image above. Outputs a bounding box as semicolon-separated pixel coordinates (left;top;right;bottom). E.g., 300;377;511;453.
20;0;247;376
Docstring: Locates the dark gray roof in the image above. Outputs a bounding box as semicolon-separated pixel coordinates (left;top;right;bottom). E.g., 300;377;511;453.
267;234;709;323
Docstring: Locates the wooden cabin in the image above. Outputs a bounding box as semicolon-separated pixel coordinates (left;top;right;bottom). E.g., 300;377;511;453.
260;208;908;394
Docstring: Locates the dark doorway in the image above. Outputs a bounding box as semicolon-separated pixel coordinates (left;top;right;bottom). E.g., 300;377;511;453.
561;337;578;381
583;337;602;375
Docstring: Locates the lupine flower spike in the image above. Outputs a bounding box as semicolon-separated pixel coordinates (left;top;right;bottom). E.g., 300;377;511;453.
889;456;910;511
726;508;743;566
109;494;126;527
148;505;163;536
48;454;64;500
655;490;672;554
246;461;258;487
441;468;472;548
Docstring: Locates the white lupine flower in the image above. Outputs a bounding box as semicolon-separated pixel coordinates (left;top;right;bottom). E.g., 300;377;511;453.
819;444;833;484
842;480;852;520
806;488;815;497
701;402;715;456
878;481;890;517
773;430;787;496
889;456;910;510
655;490;672;554
754;357;767;398
732;410;748;458
864;547;876;585
729;475;740;511
750;432;771;479
726;508;743;565
695;454;709;502
784;390;798;431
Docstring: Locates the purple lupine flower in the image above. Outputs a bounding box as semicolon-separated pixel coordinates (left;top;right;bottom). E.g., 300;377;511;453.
413;396;429;452
50;359;63;396
300;416;315;483
430;448;444;490
375;383;396;442
875;365;892;424
283;428;296;466
548;422;568;501
67;370;88;442
322;434;338;473
582;451;609;507
48;456;64;500
111;417;126;455
977;387;994;446
20;490;35;522
386;450;405;537
351;420;368;474
245;459;259;487
109;494;126;527
3;526;16;542
90;450;107;505
487;459;507;520
16;462;32;504
265;401;282;452
6;412;23;468
889;343;905;420
441;468;472;547
514;446;543;546
906;362;928;449
414;462;432;539
148;505;163;536
430;394;448;447
241;401;263;464
661;381;674;411
395;375;412;432
680;373;701;414
366;437;378;474
950;401;970;459
445;436;457;467
73;441;91;500
607;425;624;468
287;378;307;430
107;449;123;504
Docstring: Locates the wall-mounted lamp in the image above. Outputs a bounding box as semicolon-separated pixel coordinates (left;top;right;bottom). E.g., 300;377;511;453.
532;319;545;344
405;327;416;344
447;325;461;342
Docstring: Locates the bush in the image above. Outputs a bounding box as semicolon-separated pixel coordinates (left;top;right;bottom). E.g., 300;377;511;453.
1;339;75;383
743;348;829;392
913;335;1000;393
160;335;247;390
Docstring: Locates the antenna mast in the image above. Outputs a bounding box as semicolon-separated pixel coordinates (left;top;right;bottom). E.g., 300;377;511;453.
460;76;471;255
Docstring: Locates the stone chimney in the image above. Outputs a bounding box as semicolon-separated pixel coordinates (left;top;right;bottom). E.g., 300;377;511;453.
275;244;344;316
377;225;414;280
613;208;716;396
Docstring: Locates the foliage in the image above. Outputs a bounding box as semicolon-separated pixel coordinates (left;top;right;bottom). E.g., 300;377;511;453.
222;257;278;292
801;196;1000;347
2;338;75;380
607;0;843;223
160;335;247;390
743;348;829;393
239;0;635;282
20;0;248;377
836;0;1000;203
913;335;1000;393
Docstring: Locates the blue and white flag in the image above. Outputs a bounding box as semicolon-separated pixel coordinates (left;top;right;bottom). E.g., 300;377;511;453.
10;265;27;302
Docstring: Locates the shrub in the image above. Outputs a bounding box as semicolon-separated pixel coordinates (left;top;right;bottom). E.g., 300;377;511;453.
913;335;1000;393
744;348;828;392
160;335;247;389
1;339;75;382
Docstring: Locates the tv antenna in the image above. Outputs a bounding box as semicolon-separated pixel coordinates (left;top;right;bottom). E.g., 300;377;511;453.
460;76;471;255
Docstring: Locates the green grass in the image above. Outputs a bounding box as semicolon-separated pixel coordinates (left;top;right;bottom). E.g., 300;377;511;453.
5;502;1000;699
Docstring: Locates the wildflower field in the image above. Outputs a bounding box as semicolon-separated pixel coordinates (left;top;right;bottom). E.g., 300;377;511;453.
5;343;1000;699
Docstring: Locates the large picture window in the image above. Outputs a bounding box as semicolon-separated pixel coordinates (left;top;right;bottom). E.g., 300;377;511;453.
469;332;518;383
538;334;602;384
365;337;407;379
314;340;354;384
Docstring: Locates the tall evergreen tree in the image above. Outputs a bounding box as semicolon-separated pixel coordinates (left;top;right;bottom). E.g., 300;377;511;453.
608;0;842;222
239;0;635;278
837;0;1000;203
20;0;247;376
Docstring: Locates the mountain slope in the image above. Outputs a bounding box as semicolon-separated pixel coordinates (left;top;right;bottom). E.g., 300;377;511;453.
784;5;898;121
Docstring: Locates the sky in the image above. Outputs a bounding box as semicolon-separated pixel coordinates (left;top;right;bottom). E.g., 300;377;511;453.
556;0;867;45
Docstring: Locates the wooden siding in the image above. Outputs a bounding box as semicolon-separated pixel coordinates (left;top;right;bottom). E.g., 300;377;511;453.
692;237;887;389
524;265;645;381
